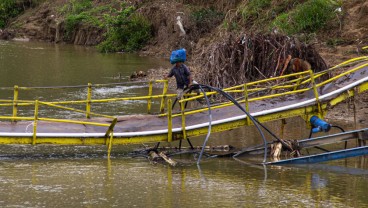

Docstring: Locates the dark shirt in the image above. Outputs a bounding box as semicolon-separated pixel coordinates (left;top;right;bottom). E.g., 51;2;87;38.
168;64;191;89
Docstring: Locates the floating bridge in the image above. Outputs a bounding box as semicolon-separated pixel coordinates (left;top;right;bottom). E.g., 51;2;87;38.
1;56;368;157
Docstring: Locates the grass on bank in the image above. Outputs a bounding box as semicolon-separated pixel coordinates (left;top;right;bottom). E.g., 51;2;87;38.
59;0;152;53
233;0;342;36
271;0;342;35
0;0;45;28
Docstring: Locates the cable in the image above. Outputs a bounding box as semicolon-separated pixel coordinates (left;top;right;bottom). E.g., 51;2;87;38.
189;84;268;163
196;84;212;165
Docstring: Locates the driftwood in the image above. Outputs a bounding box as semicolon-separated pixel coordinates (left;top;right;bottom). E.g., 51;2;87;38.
159;152;177;166
270;142;282;158
149;151;177;166
149;151;160;161
195;33;328;89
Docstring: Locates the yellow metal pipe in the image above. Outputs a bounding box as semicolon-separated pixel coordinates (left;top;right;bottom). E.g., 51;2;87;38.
86;83;92;119
160;80;168;113
0;103;33;107
309;70;322;117
12;85;19;122
107;131;114;159
248;87;309;102
170;86;310;118
180;101;187;140
224;71;309;91
317;63;368;88
155;80;169;83
147;81;153;114
0;116;34;121
244;84;251;125
330;56;368;69
38;117;110;127
40;102;114;119
293;78;302;91
180;82;307;103
32;100;39;145
0;99;35;103
105;118;118;137
167;99;173;142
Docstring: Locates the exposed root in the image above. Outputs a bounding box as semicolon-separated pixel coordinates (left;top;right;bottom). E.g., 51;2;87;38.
195;33;328;88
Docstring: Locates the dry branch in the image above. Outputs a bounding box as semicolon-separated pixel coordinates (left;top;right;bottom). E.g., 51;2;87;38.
194;33;328;88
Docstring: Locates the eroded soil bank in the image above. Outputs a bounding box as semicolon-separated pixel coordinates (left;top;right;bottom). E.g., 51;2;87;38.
1;0;367;125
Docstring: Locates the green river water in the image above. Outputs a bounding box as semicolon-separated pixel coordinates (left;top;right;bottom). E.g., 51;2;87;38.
0;40;367;208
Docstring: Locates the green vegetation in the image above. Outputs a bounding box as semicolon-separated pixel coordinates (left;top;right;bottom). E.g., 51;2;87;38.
326;38;346;47
234;0;341;35
191;7;224;34
59;0;104;40
271;0;341;35
0;0;44;28
59;1;152;52
97;6;152;53
240;0;272;22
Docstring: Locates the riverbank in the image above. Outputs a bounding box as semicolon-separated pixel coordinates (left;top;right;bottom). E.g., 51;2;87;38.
1;0;368;126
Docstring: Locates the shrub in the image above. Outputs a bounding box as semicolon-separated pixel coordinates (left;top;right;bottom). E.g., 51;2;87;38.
64;12;101;40
0;0;45;28
191;7;224;34
271;0;340;35
0;0;23;28
97;6;152;53
61;0;101;40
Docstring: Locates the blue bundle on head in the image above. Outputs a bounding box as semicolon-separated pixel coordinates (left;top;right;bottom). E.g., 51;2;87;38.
170;48;186;64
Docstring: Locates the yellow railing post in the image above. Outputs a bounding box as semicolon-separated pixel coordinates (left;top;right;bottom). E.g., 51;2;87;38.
160;80;168;113
293;78;302;91
147;81;153;114
107;131;114;159
105;118;117;159
12;85;19;122
244;84;251;125
309;70;323;117
180;101;187;140
32;100;39;145
167;99;173;142
86;83;92;119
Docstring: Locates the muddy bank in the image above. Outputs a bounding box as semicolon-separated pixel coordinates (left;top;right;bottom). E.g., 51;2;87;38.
2;0;368;126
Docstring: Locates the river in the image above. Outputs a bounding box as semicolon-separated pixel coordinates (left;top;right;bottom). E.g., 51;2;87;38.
0;40;367;207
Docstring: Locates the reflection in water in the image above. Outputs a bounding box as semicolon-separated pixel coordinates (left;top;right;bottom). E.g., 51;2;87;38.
1;158;366;207
311;173;328;189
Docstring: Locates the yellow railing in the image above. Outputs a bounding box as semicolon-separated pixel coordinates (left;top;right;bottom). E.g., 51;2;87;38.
0;56;367;157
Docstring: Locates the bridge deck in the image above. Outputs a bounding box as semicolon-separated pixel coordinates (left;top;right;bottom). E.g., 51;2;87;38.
0;60;367;145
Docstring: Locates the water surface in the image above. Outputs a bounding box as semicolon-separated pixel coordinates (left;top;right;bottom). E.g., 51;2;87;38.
0;40;367;207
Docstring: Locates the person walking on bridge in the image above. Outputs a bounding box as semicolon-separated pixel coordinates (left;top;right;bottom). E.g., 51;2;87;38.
164;61;192;100
164;49;192;100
